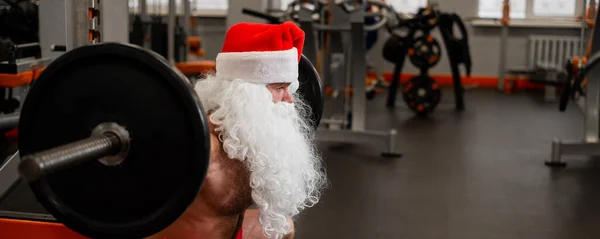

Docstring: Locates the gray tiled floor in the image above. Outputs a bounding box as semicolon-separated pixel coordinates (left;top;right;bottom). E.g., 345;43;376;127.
295;89;599;239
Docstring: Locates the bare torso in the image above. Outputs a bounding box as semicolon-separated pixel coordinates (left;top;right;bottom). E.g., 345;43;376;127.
145;119;294;239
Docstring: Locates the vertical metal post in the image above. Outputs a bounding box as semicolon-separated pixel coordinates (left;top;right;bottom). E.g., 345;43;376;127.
589;0;597;56
140;0;148;21
580;0;588;56
586;10;600;143
388;129;398;154
183;0;191;62
497;0;510;90
327;5;350;123
167;0;176;63
100;0;128;44
73;0;91;48
298;7;317;65
140;0;150;48
349;10;366;131
0;153;22;203
90;0;102;44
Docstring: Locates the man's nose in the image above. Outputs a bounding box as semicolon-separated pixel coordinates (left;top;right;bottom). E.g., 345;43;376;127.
282;89;294;103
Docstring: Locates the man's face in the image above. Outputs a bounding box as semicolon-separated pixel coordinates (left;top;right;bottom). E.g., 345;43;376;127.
266;83;293;103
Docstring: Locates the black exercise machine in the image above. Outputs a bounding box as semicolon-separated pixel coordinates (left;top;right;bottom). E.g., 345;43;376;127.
129;14;188;62
383;5;472;116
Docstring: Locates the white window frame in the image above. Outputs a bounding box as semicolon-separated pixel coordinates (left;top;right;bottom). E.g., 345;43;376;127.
477;0;584;20
474;0;590;28
529;0;582;20
386;0;429;14
279;0;295;10
531;0;579;18
478;0;527;19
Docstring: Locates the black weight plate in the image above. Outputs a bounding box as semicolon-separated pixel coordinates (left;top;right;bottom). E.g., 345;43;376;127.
382;34;408;64
18;43;210;239
402;75;441;116
298;55;324;129
416;7;439;31
558;68;572;112
409;35;442;70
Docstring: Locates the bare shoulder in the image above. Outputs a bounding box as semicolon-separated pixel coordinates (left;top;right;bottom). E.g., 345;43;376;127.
242;209;295;239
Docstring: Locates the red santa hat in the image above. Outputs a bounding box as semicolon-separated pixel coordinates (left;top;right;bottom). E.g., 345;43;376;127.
215;22;304;93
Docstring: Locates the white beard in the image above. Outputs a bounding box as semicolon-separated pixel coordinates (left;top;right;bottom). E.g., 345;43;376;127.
195;77;327;239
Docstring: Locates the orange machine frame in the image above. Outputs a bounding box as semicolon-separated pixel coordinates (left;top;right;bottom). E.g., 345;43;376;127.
175;60;216;75
0;217;87;239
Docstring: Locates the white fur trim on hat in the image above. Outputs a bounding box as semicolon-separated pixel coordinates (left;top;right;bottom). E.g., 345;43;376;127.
215;48;299;93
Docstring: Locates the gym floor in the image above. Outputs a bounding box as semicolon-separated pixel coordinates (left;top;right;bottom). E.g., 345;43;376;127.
2;88;600;239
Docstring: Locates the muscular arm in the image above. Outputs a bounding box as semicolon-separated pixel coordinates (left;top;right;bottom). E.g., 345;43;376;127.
144;118;245;239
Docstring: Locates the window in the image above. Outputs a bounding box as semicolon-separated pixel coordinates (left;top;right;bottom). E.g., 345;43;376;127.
129;0;140;14
128;0;228;16
477;0;580;19
478;0;526;19
533;0;577;17
388;0;428;14
280;0;295;10
192;0;228;13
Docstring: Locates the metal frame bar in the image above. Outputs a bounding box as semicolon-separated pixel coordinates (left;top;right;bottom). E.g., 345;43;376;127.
140;0;151;48
183;0;191;62
0;153;22;204
498;0;509;90
73;1;91;48
0;114;19;130
0;58;52;74
548;9;600;166
0;211;56;222
167;0;176;63
298;7;317;65
312;4;400;156
580;0;588;56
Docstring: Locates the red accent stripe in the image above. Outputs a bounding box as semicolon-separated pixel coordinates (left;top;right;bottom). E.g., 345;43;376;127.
379;72;546;93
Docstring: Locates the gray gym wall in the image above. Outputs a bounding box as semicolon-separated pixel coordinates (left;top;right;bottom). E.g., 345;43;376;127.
190;0;580;77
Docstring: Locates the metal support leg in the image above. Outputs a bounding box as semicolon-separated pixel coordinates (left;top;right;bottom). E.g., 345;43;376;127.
315;5;401;158
349;21;366;131
546;139;600;167
299;8;317;65
381;129;401;157
0;153;22;203
167;0;176;63
140;0;150;49
547;10;600;167
546;139;567;167
498;25;509;91
183;0;191;62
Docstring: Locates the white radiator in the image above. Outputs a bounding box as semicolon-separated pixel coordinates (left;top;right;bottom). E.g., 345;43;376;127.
528;35;581;70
